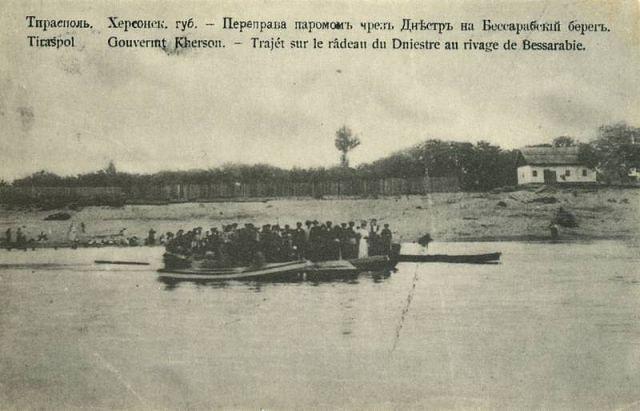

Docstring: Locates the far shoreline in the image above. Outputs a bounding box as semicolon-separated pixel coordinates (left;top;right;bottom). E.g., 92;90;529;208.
1;186;638;250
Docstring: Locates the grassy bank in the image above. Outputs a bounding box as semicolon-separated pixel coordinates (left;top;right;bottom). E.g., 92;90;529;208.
0;186;638;247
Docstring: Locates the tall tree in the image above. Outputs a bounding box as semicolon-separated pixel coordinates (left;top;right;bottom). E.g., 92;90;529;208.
334;126;361;168
593;123;640;182
105;160;117;175
577;143;599;169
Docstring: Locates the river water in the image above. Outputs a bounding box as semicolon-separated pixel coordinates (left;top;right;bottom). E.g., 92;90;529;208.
0;241;639;410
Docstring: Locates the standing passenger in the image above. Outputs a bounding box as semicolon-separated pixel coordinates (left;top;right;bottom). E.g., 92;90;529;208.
380;224;392;256
146;228;156;246
368;219;380;255
338;223;349;259
308;221;321;261
304;220;312;242
356;221;369;258
292;222;306;259
346;221;357;259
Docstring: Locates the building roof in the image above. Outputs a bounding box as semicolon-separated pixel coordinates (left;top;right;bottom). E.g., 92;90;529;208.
518;146;585;166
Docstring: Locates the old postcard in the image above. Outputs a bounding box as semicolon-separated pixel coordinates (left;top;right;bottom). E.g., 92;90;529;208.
1;0;639;409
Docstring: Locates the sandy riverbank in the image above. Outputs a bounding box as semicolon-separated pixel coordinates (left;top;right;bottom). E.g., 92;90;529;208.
0;186;638;247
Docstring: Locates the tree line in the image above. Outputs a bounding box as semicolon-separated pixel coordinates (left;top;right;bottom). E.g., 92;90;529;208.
6;122;639;192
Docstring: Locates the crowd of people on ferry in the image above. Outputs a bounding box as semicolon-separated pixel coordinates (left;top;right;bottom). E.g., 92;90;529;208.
163;219;394;265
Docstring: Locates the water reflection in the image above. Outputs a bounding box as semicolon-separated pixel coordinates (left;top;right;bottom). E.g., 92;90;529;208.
156;268;394;290
2;240;639;410
370;269;393;282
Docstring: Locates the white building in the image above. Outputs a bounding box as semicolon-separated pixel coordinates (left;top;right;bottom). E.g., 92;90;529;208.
517;146;597;185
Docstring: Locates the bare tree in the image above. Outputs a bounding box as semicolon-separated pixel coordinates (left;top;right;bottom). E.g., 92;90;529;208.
334;125;361;168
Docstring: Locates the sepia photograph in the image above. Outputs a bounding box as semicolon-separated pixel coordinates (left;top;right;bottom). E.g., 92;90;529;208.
1;0;639;409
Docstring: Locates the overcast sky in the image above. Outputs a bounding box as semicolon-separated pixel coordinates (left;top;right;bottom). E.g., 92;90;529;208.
1;0;638;181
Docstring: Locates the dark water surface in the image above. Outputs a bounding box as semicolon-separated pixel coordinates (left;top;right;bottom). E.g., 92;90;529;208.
1;241;639;409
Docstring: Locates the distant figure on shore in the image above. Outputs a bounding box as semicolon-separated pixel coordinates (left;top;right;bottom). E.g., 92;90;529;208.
80;222;86;233
146;229;156;246
417;233;433;247
549;223;559;240
67;223;79;248
554;207;578;228
5;228;12;245
15;228;26;249
417;233;433;254
37;231;48;242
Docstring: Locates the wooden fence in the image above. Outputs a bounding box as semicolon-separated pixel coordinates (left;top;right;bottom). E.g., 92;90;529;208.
0;177;460;204
0;186;123;201
125;176;460;201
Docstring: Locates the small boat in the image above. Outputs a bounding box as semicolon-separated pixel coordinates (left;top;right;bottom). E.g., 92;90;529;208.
159;251;398;282
398;252;501;264
158;260;311;281
310;255;396;273
350;255;397;271
309;259;358;273
95;260;150;266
